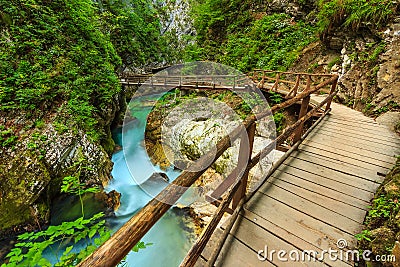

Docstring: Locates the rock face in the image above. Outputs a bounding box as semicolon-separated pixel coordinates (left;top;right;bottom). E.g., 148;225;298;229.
371;23;400;112
337;23;400;112
377;112;400;133
0;95;125;233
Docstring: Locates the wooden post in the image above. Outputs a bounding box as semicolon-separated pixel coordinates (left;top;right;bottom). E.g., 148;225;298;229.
233;76;236;90
286;74;300;98
252;70;257;82
272;73;280;91
293;95;310;143
325;76;338;111
179;181;242;267
261;71;265;88
232;122;256;209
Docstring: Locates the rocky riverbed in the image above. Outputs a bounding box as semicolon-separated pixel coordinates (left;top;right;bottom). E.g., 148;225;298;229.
144;89;285;230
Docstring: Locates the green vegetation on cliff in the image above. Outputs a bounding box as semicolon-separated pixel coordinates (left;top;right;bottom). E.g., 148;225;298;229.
0;0;172;140
0;0;175;238
186;0;398;72
185;0;317;71
317;0;397;39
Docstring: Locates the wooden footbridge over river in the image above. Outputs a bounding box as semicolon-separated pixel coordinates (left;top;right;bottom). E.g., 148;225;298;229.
79;70;400;266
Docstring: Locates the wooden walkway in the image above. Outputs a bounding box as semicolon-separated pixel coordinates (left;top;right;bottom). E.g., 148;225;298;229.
197;97;400;266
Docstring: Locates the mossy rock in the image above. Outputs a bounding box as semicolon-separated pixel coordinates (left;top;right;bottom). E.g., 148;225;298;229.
0;150;51;230
370;227;396;256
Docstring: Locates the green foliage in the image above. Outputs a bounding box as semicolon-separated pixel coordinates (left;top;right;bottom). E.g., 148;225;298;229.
0;0;121;140
374;101;399;115
355;229;372;242
327;56;341;71
132;241;153;253
0;0;176;141
98;0;173;70
2;212;110;267
317;0;397;38
0;126;18;148
190;0;253;45
273;112;285;133
366;195;400;224
60;176;100;196
2;171;109;267
187;10;317;72
268;91;284;105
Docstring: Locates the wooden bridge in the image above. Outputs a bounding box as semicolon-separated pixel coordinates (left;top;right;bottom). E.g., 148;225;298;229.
79;70;400;266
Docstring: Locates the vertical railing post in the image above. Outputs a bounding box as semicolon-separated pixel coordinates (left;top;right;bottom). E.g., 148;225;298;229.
233;76;236;90
325;77;338;112
272;73;280;91
212;76;215;89
232;122;256;209
252;70;257;83
293;75;311;143
293;99;310;144
261;71;266;88
292;74;300;97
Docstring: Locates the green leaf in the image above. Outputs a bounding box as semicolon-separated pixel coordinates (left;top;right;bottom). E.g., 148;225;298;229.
88;228;97;239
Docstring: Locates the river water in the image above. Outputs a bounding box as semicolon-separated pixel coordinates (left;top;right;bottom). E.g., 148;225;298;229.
106;95;196;266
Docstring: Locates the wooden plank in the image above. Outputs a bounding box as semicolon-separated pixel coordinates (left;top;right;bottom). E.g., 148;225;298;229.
181;177;242;267
331;111;377;121
230;215;327;266
301;139;396;167
319;123;400;143
269;171;369;210
329;114;380;124
215;235;275;267
257;183;362;233
331;117;381;126
323;117;394;133
295;148;390;176
304;129;400;157
241;210;352;267
289;151;383;184
275;165;373;202
322;120;398;139
263;177;366;223
281;157;379;192
194;256;208;267
299;144;392;172
245;192;358;249
201;228;224;261
314;125;400;147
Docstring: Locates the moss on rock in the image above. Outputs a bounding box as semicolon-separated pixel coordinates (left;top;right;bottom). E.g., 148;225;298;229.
0;150;51;230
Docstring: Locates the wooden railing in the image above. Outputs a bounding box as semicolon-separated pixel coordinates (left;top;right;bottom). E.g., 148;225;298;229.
120;73;250;90
79;71;338;267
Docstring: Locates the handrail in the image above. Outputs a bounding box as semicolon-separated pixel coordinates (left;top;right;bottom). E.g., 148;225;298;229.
79;71;338;267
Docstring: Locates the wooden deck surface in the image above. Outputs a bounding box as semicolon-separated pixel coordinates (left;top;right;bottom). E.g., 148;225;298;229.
197;98;400;266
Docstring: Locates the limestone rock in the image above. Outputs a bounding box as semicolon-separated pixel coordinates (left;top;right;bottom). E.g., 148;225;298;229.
377;112;400;133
